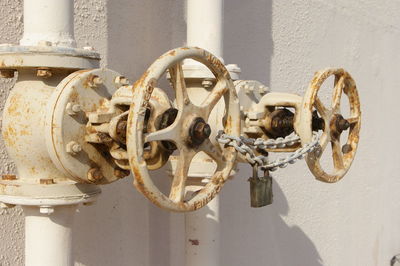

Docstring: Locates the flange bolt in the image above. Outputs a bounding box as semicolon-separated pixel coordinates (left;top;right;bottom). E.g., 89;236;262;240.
66;141;82;155
87;168;104;182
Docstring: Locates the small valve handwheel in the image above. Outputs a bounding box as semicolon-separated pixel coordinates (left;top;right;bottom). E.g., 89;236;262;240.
127;47;240;212
298;68;361;183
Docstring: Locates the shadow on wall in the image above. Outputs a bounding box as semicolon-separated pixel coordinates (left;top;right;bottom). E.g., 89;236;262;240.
223;0;273;84
221;175;323;266
73;1;185;266
221;1;322;265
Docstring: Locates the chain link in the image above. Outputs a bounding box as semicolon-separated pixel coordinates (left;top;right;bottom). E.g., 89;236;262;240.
216;131;320;171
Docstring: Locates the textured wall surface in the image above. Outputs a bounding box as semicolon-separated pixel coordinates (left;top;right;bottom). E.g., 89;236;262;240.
1;0;400;266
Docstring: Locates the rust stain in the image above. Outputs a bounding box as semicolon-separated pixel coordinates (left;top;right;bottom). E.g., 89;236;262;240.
188;239;199;246
2;174;16;180
168;50;176;56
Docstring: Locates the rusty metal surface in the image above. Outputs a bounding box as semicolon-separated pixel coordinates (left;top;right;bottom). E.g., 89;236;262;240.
126;47;241;212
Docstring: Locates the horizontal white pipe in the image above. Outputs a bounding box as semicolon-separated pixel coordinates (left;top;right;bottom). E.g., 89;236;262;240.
20;0;76;47
23;205;77;266
186;0;223;58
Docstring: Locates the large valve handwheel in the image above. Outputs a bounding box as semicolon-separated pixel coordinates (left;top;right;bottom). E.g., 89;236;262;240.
297;68;361;183
127;47;240;212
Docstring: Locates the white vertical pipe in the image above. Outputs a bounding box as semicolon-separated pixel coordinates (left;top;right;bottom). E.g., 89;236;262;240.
186;0;223;57
20;0;76;47
185;1;224;266
23;205;77;266
185;198;220;266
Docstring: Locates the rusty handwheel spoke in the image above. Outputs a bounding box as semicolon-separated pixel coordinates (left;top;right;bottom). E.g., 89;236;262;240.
331;138;344;170
198;138;225;170
168;62;190;109
315;97;329;118
332;74;344;112
169;149;195;202
200;79;228;118
144;123;180;144
297;68;361;183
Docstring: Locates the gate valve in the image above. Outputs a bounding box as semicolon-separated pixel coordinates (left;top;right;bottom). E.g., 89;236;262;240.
0;46;359;212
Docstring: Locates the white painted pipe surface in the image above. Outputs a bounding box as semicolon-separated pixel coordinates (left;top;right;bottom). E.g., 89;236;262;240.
185;197;220;266
23;205;77;266
185;1;224;266
20;0;76;47
186;0;223;57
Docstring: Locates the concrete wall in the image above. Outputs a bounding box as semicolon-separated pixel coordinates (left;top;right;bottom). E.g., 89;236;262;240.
1;0;399;265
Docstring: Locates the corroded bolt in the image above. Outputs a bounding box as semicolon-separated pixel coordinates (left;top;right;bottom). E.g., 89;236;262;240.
37;68;52;78
194;121;211;139
116;120;127;139
88;75;103;88
201;79;213;89
39;206;54;215
114;168;130;178
337;118;350;131
66;102;82;115
0;69;15;78
342;144;352;154
2;174;16;180
87;168;104;182
40;178;55;185
66;141;82;155
115;76;129;86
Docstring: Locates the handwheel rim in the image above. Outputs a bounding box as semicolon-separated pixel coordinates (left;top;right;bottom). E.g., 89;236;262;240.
127;47;240;211
297;68;361;183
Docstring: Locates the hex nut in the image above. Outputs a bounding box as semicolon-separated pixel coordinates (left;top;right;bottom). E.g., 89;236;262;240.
37;68;52;78
39;206;54;215
0;69;15;78
2;174;16;180
114;168;130;178
40;178;55;185
88;75;103;88
66;103;82;115
115;76;129;86
202;79;214;89
66;141;82;155
87;168;104;182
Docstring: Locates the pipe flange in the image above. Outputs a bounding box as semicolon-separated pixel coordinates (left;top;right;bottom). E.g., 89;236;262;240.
0;45;100;70
45;68;124;184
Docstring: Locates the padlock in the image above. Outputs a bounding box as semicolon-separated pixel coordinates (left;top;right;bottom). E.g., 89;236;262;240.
248;165;273;207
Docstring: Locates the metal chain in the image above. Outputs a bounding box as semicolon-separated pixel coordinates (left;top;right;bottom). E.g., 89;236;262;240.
216;131;320;171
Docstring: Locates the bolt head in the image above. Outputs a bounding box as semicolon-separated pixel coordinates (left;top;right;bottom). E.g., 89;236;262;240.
39;206;54;214
202;79;214;88
0;69;15;78
342;144;352;153
2;174;16;180
37;68;52;78
115;76;129;86
88;75;103;87
66;141;82;155
87;168;104;182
